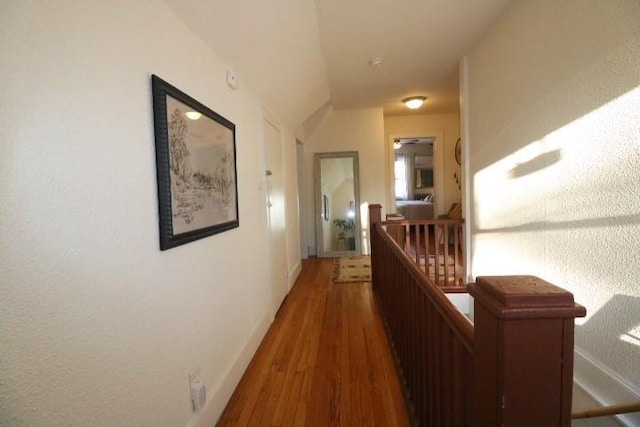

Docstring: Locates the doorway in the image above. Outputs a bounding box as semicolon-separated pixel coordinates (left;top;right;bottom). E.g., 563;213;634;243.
314;151;361;258
264;117;288;314
389;134;444;216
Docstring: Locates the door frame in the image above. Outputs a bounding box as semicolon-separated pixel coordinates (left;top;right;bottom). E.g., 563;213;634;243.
387;131;445;216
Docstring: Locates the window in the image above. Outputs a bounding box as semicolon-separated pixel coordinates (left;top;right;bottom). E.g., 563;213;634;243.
394;154;408;200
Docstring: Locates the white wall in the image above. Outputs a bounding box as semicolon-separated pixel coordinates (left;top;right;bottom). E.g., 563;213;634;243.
385;114;461;215
302;107;386;255
0;1;300;425
465;0;640;404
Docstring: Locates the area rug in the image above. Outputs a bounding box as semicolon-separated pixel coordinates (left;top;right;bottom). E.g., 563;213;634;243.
333;256;372;283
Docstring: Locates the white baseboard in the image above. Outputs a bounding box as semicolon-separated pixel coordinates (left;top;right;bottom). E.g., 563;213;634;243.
186;310;273;427
288;260;302;290
573;347;640;426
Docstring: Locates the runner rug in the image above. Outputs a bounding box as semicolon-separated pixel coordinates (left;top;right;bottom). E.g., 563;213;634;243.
333;256;372;283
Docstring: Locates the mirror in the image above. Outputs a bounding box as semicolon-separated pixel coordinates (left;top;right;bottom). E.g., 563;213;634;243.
315;151;360;257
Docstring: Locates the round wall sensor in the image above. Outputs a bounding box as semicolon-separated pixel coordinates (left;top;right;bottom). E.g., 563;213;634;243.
226;70;238;90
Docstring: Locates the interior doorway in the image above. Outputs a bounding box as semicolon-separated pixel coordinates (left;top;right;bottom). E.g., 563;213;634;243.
389;133;445;218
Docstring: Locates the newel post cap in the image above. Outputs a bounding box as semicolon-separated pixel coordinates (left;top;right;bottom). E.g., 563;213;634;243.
468;275;586;320
369;204;382;225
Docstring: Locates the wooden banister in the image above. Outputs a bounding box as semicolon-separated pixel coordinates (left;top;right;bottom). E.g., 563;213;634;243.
370;205;473;425
369;204;587;426
469;276;586;426
379;218;466;289
572;401;640;419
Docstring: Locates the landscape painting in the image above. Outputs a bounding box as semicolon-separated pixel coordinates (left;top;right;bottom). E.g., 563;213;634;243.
152;75;238;250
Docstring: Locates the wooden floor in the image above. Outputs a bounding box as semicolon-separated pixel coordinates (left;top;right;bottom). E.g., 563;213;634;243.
217;257;411;426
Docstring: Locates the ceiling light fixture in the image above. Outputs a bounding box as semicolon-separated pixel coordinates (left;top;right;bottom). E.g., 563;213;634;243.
402;96;427;109
369;57;384;67
393;141;402;149
185;111;202;120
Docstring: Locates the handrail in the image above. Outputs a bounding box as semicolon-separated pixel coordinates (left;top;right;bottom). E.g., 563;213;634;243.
369;204;586;426
381;217;466;288
572;401;640;419
370;218;474;425
374;221;474;349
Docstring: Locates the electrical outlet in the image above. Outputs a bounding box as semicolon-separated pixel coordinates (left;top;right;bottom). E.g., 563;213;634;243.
189;367;206;412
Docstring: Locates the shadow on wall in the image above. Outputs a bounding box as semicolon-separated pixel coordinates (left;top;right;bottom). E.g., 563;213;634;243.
471;25;640;174
508;149;562;179
473;213;640;235
575;294;640;386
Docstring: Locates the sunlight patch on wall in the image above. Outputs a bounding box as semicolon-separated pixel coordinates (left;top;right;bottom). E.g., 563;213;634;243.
475;83;640;232
471;84;640;323
620;324;640;348
360;202;370;255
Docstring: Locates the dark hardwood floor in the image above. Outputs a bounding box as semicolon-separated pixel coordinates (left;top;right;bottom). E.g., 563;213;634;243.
217;257;410;426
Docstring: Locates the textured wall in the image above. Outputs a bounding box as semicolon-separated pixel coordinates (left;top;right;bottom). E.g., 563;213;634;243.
466;0;640;389
0;1;299;425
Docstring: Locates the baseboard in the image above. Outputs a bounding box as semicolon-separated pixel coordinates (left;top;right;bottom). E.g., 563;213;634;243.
573;347;640;426
186;310;272;427
288;260;302;290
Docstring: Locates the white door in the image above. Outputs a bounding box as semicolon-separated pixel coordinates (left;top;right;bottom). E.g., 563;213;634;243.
264;118;288;314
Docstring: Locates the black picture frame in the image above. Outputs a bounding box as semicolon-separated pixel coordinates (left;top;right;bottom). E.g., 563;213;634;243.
151;75;239;250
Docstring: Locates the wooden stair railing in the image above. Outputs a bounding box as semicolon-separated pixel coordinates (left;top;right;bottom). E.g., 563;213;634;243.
384;216;465;290
572;401;640;420
370;204;586;426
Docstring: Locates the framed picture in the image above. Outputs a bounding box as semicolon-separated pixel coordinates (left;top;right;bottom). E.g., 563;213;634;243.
151;75;239;250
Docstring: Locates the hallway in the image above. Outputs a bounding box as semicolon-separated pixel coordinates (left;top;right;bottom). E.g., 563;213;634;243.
217;258;410;426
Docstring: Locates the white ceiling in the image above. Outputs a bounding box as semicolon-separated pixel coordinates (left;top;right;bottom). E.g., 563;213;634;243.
164;0;510;127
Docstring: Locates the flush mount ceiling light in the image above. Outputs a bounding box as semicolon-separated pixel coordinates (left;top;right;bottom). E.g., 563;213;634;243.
369;56;384;67
402;96;427;109
393;141;402;149
185;111;202;120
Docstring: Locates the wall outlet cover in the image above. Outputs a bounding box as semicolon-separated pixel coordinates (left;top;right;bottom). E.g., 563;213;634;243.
191;379;206;412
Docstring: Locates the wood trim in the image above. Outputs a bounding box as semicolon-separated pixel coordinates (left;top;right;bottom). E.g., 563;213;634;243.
572;402;640;419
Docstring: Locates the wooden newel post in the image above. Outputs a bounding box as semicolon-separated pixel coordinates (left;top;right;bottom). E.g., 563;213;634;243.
369;204;382;227
468;276;586;427
368;204;382;292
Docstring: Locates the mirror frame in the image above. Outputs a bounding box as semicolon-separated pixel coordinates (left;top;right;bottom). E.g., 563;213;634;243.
314;151;361;258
